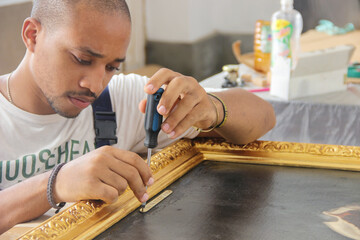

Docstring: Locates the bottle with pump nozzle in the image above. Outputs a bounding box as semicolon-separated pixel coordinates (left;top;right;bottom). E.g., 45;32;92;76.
270;0;303;100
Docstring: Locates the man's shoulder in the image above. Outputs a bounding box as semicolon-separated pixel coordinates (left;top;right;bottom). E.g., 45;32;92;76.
107;73;148;109
108;73;148;91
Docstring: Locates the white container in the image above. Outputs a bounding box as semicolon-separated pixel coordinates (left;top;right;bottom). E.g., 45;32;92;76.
272;45;354;100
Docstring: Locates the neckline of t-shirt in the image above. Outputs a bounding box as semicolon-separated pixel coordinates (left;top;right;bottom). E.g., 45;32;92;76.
0;91;76;124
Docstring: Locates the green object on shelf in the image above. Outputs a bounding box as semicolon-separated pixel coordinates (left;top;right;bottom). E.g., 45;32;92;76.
348;63;360;78
316;19;355;35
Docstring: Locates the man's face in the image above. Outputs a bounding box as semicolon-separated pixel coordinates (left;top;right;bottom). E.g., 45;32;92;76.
30;5;131;118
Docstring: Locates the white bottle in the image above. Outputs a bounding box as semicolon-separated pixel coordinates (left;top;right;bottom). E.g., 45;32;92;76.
270;0;303;100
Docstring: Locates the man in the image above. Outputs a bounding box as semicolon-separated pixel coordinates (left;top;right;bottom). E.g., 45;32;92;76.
0;0;275;233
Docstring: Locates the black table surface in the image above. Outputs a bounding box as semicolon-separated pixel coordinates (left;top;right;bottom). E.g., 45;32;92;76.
95;161;360;240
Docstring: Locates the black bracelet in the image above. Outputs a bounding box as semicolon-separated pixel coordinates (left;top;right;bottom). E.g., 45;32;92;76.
47;162;66;214
207;93;228;128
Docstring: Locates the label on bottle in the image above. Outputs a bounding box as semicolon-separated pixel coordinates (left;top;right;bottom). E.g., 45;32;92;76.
260;25;272;53
271;19;293;64
270;19;293;100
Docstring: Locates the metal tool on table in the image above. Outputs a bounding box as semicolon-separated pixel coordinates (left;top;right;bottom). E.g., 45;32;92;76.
141;88;164;211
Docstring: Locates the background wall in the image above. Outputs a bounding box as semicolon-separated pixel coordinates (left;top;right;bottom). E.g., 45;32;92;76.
145;0;280;80
121;0;146;72
146;0;279;43
295;0;360;32
0;1;32;75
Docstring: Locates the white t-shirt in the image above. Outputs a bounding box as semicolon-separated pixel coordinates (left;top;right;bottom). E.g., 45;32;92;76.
0;73;198;189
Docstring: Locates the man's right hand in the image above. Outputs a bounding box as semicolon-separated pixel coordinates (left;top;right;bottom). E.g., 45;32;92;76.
52;146;153;204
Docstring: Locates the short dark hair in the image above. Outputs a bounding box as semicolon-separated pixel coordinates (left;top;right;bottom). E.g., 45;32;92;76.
31;0;131;30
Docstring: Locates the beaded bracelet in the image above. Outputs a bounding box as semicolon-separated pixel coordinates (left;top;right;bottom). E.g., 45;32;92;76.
193;93;219;133
207;93;228;128
47;163;66;213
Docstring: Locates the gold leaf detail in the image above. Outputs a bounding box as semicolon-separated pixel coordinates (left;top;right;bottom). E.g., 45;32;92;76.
193;138;360;158
19;201;103;239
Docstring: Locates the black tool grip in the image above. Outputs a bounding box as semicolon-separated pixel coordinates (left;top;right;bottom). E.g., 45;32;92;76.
144;88;164;148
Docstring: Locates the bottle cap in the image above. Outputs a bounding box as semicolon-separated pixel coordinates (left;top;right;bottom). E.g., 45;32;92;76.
281;0;293;6
222;64;239;73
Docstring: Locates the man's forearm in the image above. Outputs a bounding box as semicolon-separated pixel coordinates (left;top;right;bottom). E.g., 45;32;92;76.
0;171;51;234
202;88;276;144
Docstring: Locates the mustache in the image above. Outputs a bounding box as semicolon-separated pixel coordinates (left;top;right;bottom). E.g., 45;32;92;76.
66;91;97;99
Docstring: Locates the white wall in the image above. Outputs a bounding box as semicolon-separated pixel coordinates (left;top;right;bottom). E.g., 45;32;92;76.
212;0;279;34
188;0;216;42
0;2;32;75
124;0;146;71
146;0;280;43
145;0;193;42
0;0;31;7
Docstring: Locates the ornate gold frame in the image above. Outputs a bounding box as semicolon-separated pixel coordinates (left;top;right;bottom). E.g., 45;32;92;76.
19;138;360;239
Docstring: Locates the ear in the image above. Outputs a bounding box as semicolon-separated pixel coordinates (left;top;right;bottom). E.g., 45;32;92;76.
22;17;42;53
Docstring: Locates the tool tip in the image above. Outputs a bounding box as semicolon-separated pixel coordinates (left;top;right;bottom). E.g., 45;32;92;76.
140;203;146;213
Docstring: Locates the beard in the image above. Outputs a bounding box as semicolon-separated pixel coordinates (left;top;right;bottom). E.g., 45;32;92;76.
44;90;97;118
